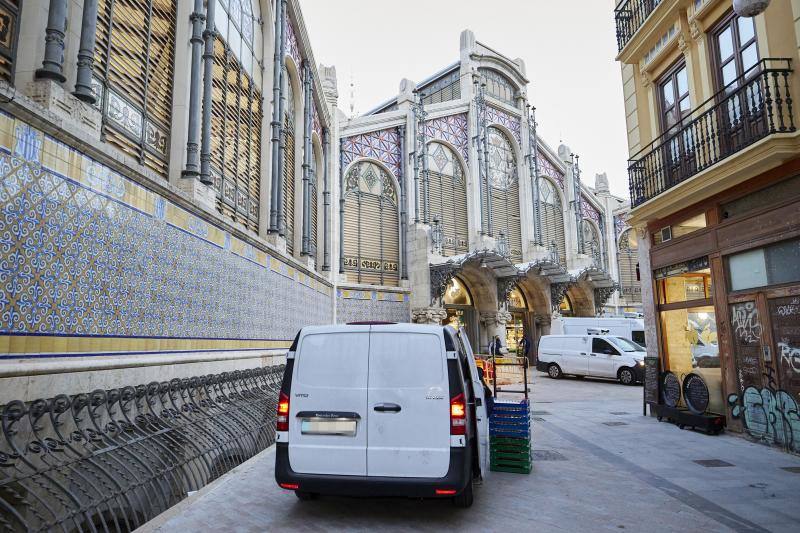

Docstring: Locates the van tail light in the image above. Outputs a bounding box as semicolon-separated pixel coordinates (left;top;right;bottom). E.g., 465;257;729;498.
277;391;290;432
450;393;466;436
279;483;299;490
435;489;457;495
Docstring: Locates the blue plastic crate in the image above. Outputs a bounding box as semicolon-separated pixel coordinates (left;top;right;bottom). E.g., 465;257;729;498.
489;426;531;439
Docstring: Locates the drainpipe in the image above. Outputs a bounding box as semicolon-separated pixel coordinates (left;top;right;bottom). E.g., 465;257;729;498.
302;63;312;255
269;0;286;232
36;0;68;82
322;127;331;271
181;0;205;178
73;0;99;103
199;0;216;185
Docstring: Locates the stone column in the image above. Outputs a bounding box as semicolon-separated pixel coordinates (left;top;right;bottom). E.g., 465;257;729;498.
412;307;448;325
72;0;98;103
338;137;345;274
182;0;205;179
481;310;512;348
199;0;216;185
35;0;68;82
269;0;287;233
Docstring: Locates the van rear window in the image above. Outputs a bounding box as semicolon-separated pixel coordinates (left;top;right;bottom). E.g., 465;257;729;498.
296;333;369;388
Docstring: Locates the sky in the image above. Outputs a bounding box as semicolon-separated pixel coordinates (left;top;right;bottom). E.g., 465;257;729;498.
299;0;631;199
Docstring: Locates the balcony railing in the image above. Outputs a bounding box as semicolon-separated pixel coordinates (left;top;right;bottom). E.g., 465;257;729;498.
629;59;796;208
614;0;663;52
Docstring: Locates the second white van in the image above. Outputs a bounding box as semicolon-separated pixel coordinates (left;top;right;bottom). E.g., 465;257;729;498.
536;334;645;385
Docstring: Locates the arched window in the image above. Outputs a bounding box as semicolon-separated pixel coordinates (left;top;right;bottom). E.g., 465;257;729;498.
559;294;574;316
539;177;566;264
210;0;264;233
508;285;527;310
618;229;641;304
282;70;297;253
343;161;400;286
94;0;178;177
487;127;522;262
582;220;602;266
425;142;468;256
444;277;472;306
479;68;517;106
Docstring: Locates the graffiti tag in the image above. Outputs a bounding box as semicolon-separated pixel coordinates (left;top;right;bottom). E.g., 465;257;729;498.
728;387;800;454
731;302;762;344
778;341;800;375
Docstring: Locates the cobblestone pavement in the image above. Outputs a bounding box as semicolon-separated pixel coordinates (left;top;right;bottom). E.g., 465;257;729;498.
141;374;800;533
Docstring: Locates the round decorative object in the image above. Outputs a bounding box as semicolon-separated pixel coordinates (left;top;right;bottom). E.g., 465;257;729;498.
662;372;681;408
733;0;771;17
682;373;710;415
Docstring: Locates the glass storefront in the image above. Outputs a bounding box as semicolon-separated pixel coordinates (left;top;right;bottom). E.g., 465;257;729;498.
505;286;527;355
656;258;724;414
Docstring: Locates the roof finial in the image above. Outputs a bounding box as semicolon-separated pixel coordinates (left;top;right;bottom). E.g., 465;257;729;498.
349;72;357;119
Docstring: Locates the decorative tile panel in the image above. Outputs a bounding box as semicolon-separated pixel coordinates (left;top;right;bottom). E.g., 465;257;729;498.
0;112;333;356
336;289;411;324
614;215;628;239
537;150;565;189
285;18;302;68
582;198;602;225
341;127;402;178
424;113;468;162
486;106;521;146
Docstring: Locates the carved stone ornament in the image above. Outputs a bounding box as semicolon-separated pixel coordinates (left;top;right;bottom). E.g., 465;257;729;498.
594;285;620;315
412;307;448;325
497;276;521;307
689;20;703;41
429;263;460;305
480;310;513;327
550;281;572;312
640;70;653;89
733;0;771;17
678;33;688;53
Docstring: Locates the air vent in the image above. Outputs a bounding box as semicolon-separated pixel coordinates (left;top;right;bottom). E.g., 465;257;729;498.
660;226;672;242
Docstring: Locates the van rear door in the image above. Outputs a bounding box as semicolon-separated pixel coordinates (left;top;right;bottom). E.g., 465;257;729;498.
458;328;488;477
289;326;370;476
366;326;450;478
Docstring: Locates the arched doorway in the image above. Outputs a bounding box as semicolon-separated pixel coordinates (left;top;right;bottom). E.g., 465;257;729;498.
506;285;527;355
559;294;574;316
441;276;478;348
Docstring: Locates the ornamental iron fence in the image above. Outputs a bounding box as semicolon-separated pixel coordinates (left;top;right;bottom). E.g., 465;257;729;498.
628;58;795;208
0;365;284;532
614;0;663;52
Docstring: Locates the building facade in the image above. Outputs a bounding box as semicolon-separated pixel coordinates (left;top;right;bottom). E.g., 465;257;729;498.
0;0;627;404
615;0;800;453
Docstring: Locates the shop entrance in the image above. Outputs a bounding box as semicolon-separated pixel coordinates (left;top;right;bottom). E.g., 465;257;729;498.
506;285;530;357
442;277;479;350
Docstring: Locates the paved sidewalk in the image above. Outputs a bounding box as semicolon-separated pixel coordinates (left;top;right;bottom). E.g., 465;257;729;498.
140;374;800;533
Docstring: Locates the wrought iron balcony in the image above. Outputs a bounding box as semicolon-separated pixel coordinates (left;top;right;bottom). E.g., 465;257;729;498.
614;0;663;52
629;59;796;208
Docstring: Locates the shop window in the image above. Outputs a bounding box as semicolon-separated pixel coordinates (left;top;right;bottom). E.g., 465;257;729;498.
721;175;800;220
559;294;573;316
656;262;712;305
653;213;706;245
727;237;800;291
659;306;723;413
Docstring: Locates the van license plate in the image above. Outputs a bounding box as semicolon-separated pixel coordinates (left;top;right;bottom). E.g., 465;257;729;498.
300;418;357;436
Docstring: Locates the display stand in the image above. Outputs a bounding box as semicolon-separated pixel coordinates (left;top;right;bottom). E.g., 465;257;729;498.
489;356;531;474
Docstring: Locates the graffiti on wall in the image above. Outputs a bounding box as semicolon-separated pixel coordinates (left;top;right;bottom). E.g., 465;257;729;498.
730;301;762;344
728;387;800;453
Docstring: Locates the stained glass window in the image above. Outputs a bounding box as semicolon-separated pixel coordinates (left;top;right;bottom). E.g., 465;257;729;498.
425;142;468;256
343;161;400;286
539;177;566;264
479;68;517;106
486;127;522;261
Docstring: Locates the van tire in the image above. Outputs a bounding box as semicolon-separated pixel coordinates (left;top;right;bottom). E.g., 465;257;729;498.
294;491;318;501
452;477;474;508
618;367;635;385
547;364;563;379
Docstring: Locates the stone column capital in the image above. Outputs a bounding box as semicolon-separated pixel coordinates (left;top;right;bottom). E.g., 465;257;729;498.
411;307;448;325
480;310;512;327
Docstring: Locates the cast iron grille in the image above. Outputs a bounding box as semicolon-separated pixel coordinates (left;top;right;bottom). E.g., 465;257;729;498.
0;1;21;83
0;366;283;532
614;0;663;52
628;59;795;208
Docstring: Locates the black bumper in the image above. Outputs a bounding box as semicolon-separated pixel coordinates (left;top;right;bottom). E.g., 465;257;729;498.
536;361;550;373
275;443;471;498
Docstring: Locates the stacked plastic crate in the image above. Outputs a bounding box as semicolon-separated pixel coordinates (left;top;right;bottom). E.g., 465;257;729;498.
489;399;531;474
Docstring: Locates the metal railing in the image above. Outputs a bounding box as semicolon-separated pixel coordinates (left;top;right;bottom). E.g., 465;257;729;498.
0;366;284;532
629;59;795;208
614;0;663;52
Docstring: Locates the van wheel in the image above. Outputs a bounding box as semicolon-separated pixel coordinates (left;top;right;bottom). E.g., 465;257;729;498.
295;491;318;501
452;478;474;508
547;364;563;379
618;367;635;385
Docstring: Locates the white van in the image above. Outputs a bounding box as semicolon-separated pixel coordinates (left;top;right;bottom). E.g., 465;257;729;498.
550;317;646;347
274;323;488;507
536;334;646;385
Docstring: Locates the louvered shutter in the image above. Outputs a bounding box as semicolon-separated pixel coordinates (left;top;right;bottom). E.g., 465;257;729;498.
95;0;176;177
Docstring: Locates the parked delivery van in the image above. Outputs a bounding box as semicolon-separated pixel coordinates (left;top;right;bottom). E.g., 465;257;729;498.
275;323;488;507
550;317;646;346
536;334;646;385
